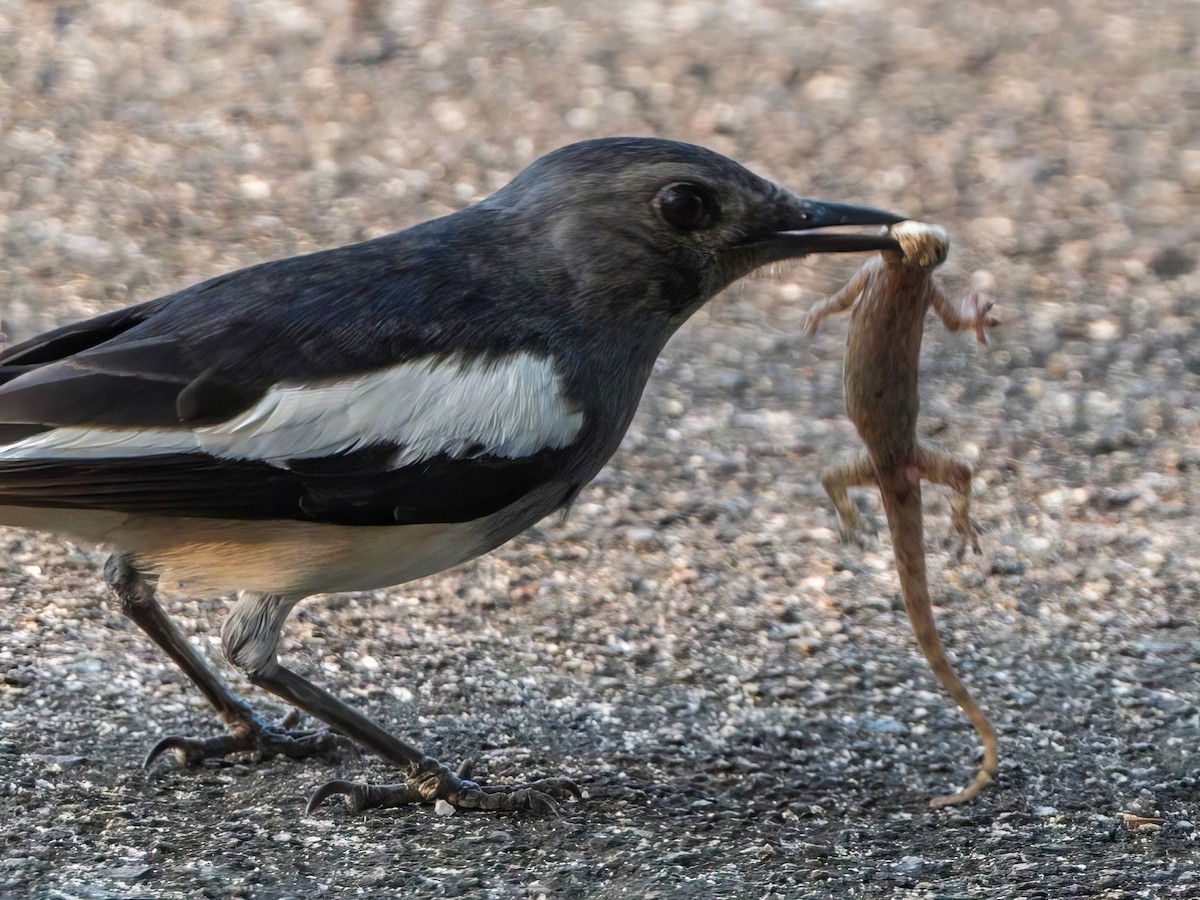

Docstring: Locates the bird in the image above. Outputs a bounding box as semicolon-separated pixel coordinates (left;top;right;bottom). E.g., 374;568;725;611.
0;137;903;815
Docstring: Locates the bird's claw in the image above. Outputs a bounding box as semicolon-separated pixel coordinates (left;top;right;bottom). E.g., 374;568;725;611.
144;714;350;769
306;755;581;816
305;779;421;813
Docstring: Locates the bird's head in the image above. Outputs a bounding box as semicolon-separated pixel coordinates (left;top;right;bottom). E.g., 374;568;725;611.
487;138;904;329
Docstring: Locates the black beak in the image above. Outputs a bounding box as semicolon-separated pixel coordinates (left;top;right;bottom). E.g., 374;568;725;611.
742;197;906;263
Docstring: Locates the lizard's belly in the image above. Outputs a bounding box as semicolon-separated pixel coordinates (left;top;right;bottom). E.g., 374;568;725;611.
843;342;921;462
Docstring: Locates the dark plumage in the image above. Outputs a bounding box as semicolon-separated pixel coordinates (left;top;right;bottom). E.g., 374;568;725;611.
0;137;903;814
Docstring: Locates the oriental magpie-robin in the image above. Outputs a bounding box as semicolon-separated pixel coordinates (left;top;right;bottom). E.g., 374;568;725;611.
0;137;903;814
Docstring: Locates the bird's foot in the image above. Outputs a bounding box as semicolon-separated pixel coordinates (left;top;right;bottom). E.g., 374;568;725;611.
945;514;983;561
145;709;351;769
306;756;581;816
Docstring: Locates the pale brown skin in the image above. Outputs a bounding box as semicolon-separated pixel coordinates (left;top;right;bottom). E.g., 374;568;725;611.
804;221;999;807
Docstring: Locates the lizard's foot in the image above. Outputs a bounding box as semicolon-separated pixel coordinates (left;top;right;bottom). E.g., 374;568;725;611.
836;513;880;549
306;756;581;816
961;289;999;345
945;514;983;561
145;709;351;769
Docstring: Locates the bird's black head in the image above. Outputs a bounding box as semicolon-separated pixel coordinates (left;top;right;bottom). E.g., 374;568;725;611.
485;138;904;330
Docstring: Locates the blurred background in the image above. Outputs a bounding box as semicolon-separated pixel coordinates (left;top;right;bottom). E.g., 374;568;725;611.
5;1;1196;340
2;1;1199;896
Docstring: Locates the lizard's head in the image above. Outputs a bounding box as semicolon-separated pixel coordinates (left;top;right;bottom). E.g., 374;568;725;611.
890;221;950;268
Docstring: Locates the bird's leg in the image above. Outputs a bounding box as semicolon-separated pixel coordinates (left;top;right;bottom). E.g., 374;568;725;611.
219;589;578;815
104;553;347;768
819;452;880;547
249;664;580;815
915;446;982;561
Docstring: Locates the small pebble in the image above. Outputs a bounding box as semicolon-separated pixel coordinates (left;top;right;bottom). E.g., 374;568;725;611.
895;856;924;876
1087;318;1119;341
1180;147;1200;189
106;865;154;882
238;175;272;200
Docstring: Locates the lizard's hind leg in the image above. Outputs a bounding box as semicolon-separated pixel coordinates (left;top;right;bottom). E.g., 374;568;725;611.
917;445;982;560
820;453;880;547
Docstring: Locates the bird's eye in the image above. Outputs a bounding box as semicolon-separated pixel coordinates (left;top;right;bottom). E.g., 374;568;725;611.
656;183;715;231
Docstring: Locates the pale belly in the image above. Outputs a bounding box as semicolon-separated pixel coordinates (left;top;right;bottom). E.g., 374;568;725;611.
0;499;545;599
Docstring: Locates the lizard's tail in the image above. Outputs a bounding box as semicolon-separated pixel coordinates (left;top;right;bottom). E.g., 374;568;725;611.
876;469;998;807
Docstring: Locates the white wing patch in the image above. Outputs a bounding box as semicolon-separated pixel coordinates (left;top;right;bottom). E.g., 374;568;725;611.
0;352;583;466
2;428;194;458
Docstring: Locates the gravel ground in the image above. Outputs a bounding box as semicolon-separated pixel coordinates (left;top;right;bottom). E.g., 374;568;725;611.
2;1;1200;897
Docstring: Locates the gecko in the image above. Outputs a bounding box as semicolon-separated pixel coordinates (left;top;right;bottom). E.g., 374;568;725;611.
803;220;999;807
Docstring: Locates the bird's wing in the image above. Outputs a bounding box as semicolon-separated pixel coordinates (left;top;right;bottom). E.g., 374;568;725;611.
0;239;583;526
0;448;574;526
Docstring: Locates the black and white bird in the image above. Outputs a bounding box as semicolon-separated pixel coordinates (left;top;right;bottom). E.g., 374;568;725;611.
0;138;902;814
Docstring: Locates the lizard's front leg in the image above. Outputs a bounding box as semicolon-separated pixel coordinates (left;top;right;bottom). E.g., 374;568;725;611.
802;267;870;336
929;275;998;345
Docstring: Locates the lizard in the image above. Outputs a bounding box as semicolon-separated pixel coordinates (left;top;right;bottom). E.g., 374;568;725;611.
803;219;999;807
